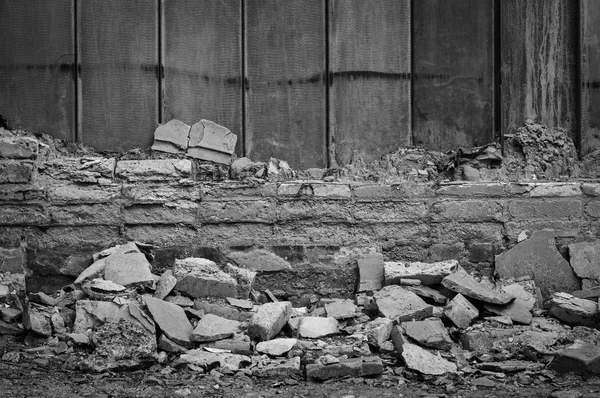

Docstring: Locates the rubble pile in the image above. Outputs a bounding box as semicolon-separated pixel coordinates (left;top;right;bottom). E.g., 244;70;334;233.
2;232;600;390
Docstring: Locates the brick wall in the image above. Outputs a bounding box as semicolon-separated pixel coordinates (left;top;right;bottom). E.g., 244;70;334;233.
1;143;599;303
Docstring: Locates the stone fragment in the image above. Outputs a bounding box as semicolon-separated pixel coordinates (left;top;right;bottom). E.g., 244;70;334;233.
173;258;237;299
403;319;453;350
484;283;535;324
23;303;52;337
442;268;513;305
0;135;38;159
0;284;10;300
194;301;252;322
187;120;237;164
476;360;544;373
0;307;21;323
324;299;357;319
164;295;194;307
365;317;393;348
444;294;479;329
191;313;241;342
73;300;155;334
373;285;433;322
0;319;23;335
210;334;252;355
247;301;292;341
73;258;106;285
385;260;458;286
298;317;339;338
89;278;126;293
551;342;600;377
253;356;302;379
256;338;298;356
472;377;495;388
547;292;600;327
306;356;384;381
572;286;600;300
151;119;190;153
357;252;384;292
569;240;600;280
144;296;193;348
180;349;251;371
404;285;447;304
51;307;67;334
226;297;253;310
495;229;580;299
154;270;177;300
226;249;291;272
158;334;188;354
66;333;90;345
223;263;256;299
116;159;191;182
103;242;154;287
401;342;457;375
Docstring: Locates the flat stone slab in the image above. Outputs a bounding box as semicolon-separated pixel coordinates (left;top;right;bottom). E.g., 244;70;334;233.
495;229;580;299
164;295;194;307
569;240;600;280
404;285;447;304
151;119;190;153
256;338;298;356
324;299;357;319
180;349;251;371
385;260;458;286
226;249;291;272
191;313;241;342
144;296;193;348
253;356;302;379
551;342;600;377
173;258;237;299
403;319;453;350
73;300;155;335
444;294;479;329
154;270;177;300
248;302;292;341
103;242;154;287
374;285;433;322
547;292;600;327
442;268;513;305
226;297;254;310
187;120;237;164
306;356;383;381
401;342;457;375
357;252;384;292
365;317;393;348
476;360;544;373
298;317;339;338
484;283;535;325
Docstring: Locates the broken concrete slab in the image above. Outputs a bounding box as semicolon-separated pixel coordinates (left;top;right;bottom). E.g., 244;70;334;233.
306;356;383;381
551;342;600;377
253;356;302;379
89;278;126;293
247;301;292;341
173;258;237;299
226;297;253;310
180;349;251;371
256;338;298;356
484;283;535;324
103;242;154;287
144;296;193;348
193;301;252;322
442;268;513;305
187;120;237;164
223;263;256;299
191;313;241;342
385;260;458;286
151;119;191;154
154;270;177;300
495;229;580;299
74;300;153;333
73;258;105;285
569;240;600;280
404;285;447;304
444;293;479;329
400;342;457;375
23;303;52;337
164;295;194;307
547;292;600;327
227;248;291;273
324;299;356;319
403;319;453;351
298;317;339;339
365;317;393;348
373;285;433;322
158;334;188;354
210;334;252;355
357;252;384;292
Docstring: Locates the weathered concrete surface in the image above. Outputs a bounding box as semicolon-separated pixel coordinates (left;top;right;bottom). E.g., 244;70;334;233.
403;319;453;351
173;258;237;299
400;342;457;375
385;260;458;286
444;293;479;329
144;296;193;348
442;268;513;305
569;240;600;280
247;302;292;341
357;252;384;292
373;285;433;322
547;292;600;327
306;356;383;381
191;313;241;343
495;230;580;299
298;317;339;339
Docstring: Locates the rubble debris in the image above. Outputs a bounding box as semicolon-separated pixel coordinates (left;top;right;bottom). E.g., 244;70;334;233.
364;317;393;348
404;285;447;304
324;299;357;319
248;301;292;341
226;297;253;310
226;249;291;272
103;242;155;287
187;120;237;164
180;349;251;371
151;119;190;154
357;252;384;292
0;319;23;335
223;263;256;299
154;270;177;300
173;258;237;299
164;294;194;307
191;313;241;342
444;293;479;329
210;334;252;355
400;342;457;375
402;319;453;351
385;260;458;286
158;334;188;354
298;317;339;339
144;296;193;348
253;356;302;379
442;268;514;305
255;338;298;356
551;342;600;377
194;301;253;322
0;307;21;323
306;356;383;381
476;360;544;373
484;282;535;324
495;230;580;299
568;240;600;280
23;302;52;336
373;285;433;322
547;292;600;327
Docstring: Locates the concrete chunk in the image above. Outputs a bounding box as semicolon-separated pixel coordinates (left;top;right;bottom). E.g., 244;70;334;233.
154;270;177;300
444;293;479;329
23;303;52;337
298;317;339;338
226;248;291;272
324;299;357;319
180;349;251;371
187;120;237;164
306;356;383;381
495;229;580;299
385;260;458;286
402;319;453;351
248;301;292;341
484;283;535;324
144;296;193;348
404;285;447;304
253;356;302;379
401;342;457;375
103;242;154;287
365;317;393;348
357;252;384;292
551;342;600;377
191;313;241;342
442;268;513;305
151;119;190;153
547;292;600;327
256;338;298;356
173;258;237;299
569;240;600;280
373;285;433;322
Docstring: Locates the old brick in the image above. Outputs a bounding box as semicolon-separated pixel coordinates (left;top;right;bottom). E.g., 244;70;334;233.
277;200;354;223
151;119;190;153
123;203;197;225
529;183;582;197
115;159;191;182
202;182;277;199
431;200;504;222
0;205;49;226
430;222;503;243
353;183;434;201
0;184;45;201
39;158;115;183
0;160;33;184
582;183;600;197
49;204;121;226
198;199;275;224
122;183;200;204
352;202;429;222
311;183;351;199
277;183;306;197
507;199;582;220
505;221;580;242
198;224;273;247
568;240;600;279
469;242;496;263
48;184;120;204
306;356;383;381
124;225;198;247
0;246;24;273
0;136;38;159
436;183;506;197
585;201;600;218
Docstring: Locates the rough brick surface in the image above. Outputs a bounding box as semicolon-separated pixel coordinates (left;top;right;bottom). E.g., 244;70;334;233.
0;160;33;183
116;159;191;182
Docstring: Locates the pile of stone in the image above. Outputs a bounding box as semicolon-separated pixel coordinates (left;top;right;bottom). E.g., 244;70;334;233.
3;232;600;386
